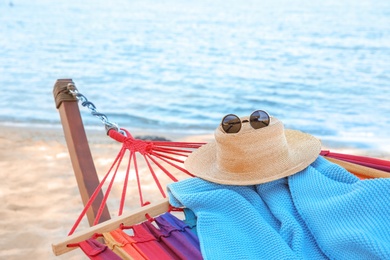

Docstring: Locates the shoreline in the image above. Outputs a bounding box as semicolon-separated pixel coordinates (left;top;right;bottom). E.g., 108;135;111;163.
1;119;389;156
0;123;388;259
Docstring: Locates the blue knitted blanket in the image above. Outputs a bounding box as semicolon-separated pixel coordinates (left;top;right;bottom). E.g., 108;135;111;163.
167;156;390;259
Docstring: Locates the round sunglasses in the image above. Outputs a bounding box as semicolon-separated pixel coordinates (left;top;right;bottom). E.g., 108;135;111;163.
221;110;270;134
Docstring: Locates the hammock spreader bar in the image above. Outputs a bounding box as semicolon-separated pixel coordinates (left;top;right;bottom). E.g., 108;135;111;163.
53;199;170;256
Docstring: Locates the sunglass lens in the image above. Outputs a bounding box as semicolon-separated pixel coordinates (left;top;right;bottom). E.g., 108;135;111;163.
250;110;270;129
222;114;241;133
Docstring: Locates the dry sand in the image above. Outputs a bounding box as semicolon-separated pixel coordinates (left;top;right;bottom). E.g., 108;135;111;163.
0;123;388;259
0;123;212;259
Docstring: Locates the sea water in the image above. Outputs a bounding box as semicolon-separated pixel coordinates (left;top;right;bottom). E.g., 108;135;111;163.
1;0;389;152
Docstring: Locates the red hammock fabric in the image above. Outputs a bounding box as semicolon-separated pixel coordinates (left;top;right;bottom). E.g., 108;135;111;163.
320;150;390;172
77;238;121;260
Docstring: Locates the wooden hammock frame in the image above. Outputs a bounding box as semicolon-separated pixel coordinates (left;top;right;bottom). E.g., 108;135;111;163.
51;78;390;256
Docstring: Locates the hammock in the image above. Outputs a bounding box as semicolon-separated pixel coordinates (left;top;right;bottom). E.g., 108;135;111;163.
53;79;205;257
52;79;390;258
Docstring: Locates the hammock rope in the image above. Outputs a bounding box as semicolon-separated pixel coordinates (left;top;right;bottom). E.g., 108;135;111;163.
63;94;206;235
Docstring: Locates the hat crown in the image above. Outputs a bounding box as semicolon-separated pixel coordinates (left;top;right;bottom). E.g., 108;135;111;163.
184;115;321;185
215;117;289;174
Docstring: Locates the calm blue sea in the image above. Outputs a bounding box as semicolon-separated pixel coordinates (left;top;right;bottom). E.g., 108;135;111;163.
1;0;389;152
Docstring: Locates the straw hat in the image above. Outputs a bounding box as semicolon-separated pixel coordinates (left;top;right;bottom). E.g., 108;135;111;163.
184;116;321;185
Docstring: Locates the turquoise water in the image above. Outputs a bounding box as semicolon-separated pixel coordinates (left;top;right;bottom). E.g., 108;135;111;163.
1;0;389;151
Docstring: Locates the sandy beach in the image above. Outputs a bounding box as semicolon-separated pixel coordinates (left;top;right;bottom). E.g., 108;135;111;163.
0;123;388;260
0;123;213;260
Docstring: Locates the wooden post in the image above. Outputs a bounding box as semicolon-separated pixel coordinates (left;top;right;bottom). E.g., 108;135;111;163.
53;79;110;226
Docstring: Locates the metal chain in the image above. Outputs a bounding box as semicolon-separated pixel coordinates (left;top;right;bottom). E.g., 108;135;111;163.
66;82;126;136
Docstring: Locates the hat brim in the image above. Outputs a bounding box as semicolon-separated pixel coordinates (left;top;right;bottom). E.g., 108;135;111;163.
184;129;321;185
